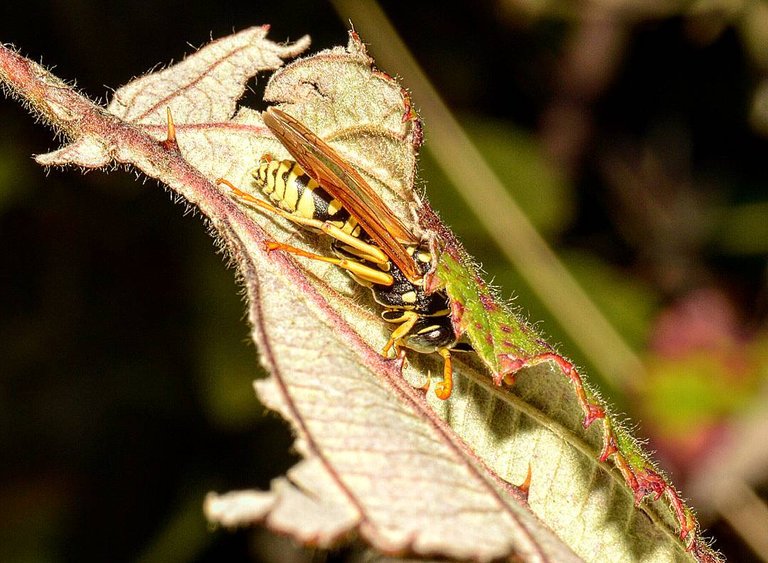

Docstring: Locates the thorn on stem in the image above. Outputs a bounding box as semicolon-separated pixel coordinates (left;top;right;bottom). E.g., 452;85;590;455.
599;431;618;462
161;106;179;151
518;464;532;501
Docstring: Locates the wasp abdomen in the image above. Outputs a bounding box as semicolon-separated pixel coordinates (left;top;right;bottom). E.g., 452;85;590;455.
251;159;360;236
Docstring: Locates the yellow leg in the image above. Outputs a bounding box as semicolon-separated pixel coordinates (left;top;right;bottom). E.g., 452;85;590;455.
433;348;453;400
218;177;390;265
382;311;419;357
220;178;336;233
266;240;394;286
318;223;389;265
218;177;281;212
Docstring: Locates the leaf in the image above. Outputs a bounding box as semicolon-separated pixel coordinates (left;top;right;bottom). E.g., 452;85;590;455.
0;28;720;562
205;257;577;559
194;35;579;561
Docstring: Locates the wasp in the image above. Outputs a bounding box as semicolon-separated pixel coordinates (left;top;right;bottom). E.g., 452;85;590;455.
219;108;469;399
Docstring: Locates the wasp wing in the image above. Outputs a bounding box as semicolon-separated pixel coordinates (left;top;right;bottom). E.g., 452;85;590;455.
263;107;421;282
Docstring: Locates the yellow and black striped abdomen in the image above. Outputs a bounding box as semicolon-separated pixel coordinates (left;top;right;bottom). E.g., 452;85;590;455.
251;159;360;237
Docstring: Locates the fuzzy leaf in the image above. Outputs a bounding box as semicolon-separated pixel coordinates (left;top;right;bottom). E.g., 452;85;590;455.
0;27;720;562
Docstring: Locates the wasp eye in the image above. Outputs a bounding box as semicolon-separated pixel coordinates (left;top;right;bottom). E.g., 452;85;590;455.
402;318;456;353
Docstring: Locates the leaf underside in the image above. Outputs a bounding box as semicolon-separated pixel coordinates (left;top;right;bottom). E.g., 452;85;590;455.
0;25;721;563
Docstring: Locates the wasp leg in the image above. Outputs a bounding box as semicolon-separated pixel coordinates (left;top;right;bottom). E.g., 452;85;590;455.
219;178;322;229
316;223;389;265
433;348;453;400
218;178;390;265
382;311;419;358
265;240;394;286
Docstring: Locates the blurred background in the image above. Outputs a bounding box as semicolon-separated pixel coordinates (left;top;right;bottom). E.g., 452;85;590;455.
1;1;767;561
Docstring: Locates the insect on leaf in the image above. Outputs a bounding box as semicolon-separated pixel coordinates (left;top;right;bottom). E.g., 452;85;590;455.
0;26;721;563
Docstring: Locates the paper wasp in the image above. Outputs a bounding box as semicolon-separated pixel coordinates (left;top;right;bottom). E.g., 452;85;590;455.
219;108;468;399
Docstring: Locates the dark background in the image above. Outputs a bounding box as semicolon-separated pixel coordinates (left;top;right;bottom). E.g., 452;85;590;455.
1;1;767;561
